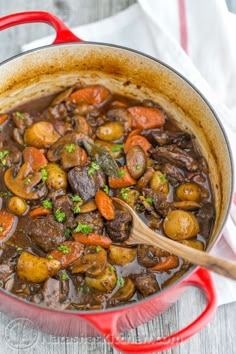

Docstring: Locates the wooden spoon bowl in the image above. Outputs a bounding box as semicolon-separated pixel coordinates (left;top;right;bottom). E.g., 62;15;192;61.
113;197;236;280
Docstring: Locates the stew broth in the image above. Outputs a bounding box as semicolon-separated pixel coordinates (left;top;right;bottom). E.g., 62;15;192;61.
0;83;215;310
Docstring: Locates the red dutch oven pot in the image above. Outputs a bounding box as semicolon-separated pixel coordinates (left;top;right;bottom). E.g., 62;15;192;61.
0;12;234;353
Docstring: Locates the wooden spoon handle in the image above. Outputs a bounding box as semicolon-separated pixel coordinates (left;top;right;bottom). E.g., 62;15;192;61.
130;222;236;280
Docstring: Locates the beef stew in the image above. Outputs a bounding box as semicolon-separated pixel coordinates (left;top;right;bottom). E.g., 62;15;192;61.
0;83;215;310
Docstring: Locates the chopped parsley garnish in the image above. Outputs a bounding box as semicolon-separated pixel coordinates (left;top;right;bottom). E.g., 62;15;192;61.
121;187;130;201
74;222;93;234
16;247;23;252
136;164;141;171
159;174;167;183
0;226;3;232
0;191;12;198
42;200;53;209
24;178;31;185
57;245;70;254
60;272;69;281
54;208;66;223
88;162;100;176
47;255;53;260
41;167;48;182
109;265;114;273
96;245;102;252
65;144;76;153
103;185;109;195
15;111;25;120
0;150;9;166
145;197;154;205
118;169;126;178
73;205;80;214
111;144;124;152
71;195;83;202
65;228;71;239
118;276;125;288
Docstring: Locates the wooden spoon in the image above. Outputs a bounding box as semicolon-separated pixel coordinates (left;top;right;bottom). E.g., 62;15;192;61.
113;198;236;280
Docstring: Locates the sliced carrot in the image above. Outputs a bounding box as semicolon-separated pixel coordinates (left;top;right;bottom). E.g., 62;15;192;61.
29;207;51;218
23;147;48;171
108;166;136;189
128;106;165;129
149;256;179;272
70;85;110;106
95;190;115;220
0;114;9;126
0;210;16;241
124;134;152;156
80;148;88;166
111;100;128;108
72;233;112;248
49;241;84;268
127;128;142;138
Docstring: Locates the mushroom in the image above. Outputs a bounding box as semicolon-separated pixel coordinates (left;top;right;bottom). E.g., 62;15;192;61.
108;245;137;266
47;132;92;162
4;162;47;200
112;277;135;301
71;245;107;277
24;121;60;148
85;264;117;292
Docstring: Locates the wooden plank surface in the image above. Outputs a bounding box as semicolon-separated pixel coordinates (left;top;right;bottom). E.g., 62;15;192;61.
0;1;235;353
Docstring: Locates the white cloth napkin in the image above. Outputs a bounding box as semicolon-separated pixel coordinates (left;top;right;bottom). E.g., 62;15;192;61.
22;0;236;306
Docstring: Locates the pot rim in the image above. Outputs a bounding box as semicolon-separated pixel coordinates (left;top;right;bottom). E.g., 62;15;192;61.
0;41;234;315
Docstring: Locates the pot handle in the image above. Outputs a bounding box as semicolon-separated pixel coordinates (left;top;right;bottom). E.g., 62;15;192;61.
83;268;217;353
0;11;83;44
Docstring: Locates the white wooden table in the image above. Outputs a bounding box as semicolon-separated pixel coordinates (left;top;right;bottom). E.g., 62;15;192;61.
0;1;235;353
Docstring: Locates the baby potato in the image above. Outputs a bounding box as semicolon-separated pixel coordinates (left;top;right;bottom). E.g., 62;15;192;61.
96;122;124;141
179;239;204;250
17;252;61;283
108;245;137;266
176;182;201;202
163;210;200;240
85;264;117;292
24;122;60;148
45;163;67;190
7;196;28;216
149;170;169;196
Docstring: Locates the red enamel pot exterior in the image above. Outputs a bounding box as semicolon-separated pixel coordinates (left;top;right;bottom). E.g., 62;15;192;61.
0;11;233;353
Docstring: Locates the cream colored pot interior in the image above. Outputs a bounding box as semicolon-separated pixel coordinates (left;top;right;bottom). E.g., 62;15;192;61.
0;43;233;249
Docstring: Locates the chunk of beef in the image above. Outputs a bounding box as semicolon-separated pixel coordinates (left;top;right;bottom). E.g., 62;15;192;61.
28;215;65;252
47;103;69;120
0;245;18;285
0;264;14;285
106;108;132;132
75;211;103;234
105;210;132;242
32;277;70;310
4;147;22;167
162;163;186;185
146;130;192;148
151;145;199;171
132;273;159;297
137;244;170;268
12;112;33;131
68;166;106;201
143;188;174;217
53;195;74;228
196;204;215;239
